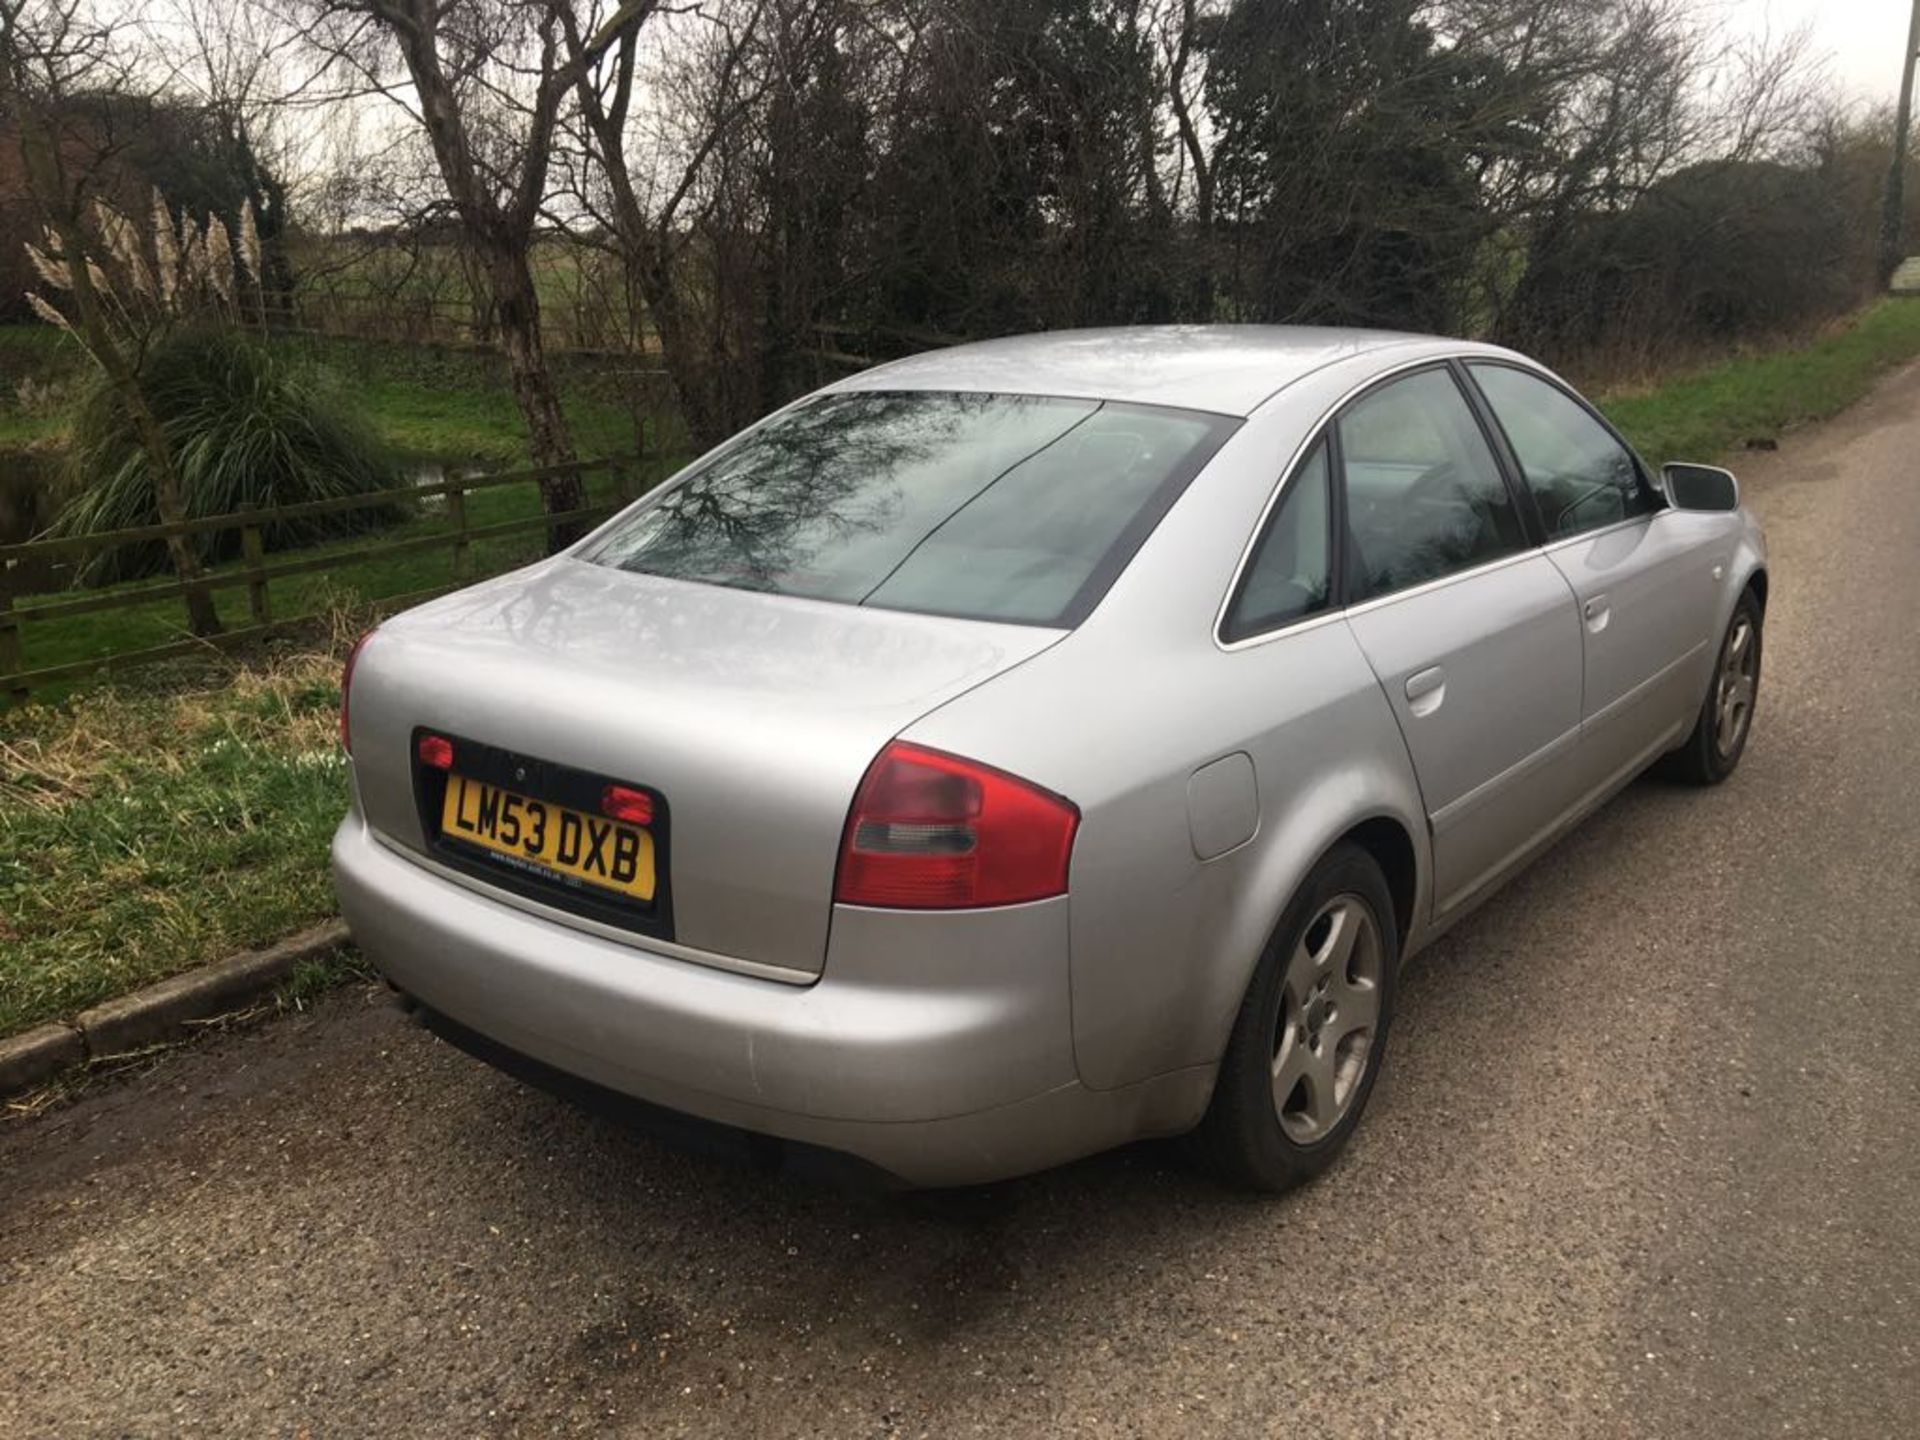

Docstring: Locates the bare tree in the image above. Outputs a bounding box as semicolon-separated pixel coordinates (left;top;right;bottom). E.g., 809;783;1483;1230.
298;0;654;543
551;0;768;449
1164;0;1211;227
248;0;1902;435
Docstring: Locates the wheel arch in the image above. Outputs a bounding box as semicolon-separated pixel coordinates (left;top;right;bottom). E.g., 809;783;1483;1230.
1340;815;1418;950
1192;783;1430;1080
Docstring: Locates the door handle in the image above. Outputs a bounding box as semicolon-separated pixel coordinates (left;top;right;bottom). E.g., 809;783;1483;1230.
1404;665;1446;717
1583;594;1611;632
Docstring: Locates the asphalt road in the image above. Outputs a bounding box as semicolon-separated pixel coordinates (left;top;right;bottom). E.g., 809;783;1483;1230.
5;364;1919;1440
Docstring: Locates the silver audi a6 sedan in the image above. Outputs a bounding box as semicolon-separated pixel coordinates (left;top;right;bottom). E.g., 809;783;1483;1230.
333;327;1767;1190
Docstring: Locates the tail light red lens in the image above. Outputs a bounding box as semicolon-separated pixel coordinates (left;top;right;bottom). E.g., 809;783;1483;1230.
339;630;375;754
601;784;655;826
416;733;454;770
835;742;1079;909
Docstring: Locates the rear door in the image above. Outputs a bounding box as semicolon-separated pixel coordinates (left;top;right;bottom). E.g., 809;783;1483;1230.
1336;366;1586;917
1465;363;1720;799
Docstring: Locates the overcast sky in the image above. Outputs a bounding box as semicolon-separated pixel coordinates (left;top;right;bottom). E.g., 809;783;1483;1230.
1728;0;1915;102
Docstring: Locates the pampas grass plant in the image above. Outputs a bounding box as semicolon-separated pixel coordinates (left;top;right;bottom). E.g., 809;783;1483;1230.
52;328;406;583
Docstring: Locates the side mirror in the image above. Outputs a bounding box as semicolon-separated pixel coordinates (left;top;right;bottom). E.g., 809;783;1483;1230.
1662;462;1739;512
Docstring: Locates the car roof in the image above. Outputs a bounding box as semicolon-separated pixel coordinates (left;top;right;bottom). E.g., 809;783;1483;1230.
825;325;1501;417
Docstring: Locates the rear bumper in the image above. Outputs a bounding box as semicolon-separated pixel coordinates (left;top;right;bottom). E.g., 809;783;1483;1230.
331;815;1209;1185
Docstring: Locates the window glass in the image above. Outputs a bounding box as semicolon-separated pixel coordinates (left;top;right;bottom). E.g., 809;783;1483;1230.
583;391;1236;626
1223;440;1331;641
1469;364;1656;539
1338;369;1528;602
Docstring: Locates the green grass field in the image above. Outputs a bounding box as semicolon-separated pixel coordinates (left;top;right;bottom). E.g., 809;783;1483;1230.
5;298;1920;1044
0;326;658;462
282;333;653;462
0;325;79;449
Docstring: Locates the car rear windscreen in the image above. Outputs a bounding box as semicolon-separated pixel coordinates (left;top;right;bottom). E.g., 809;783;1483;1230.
581;391;1238;627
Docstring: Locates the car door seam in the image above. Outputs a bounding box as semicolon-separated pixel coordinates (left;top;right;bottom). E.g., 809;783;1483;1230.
1339;615;1438;835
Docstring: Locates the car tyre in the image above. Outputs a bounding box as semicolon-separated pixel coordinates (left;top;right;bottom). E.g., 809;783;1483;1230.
1190;843;1399;1192
1660;589;1763;785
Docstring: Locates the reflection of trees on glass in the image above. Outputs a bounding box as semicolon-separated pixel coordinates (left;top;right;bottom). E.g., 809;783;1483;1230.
582;391;1234;626
585;392;1096;602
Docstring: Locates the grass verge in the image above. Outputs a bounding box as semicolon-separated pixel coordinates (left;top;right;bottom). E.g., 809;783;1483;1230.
1599;297;1920;467
0;631;358;1037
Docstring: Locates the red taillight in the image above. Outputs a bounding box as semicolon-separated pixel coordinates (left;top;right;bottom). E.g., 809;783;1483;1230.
601;784;655;826
339;630;375;754
834;742;1079;909
417;733;454;770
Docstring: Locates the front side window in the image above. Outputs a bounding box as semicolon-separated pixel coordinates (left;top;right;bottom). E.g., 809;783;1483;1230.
583;391;1236;627
1468;363;1656;539
1222;440;1332;642
1338;368;1528;603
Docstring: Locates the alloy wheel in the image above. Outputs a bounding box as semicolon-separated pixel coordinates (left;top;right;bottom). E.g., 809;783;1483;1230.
1714;613;1758;758
1270;894;1384;1144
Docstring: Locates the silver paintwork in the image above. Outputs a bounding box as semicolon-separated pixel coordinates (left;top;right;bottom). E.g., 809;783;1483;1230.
1187;752;1260;861
334;325;1768;1185
342;560;1060;976
833;324;1430;415
1344;551;1584;915
334;817;1213;1184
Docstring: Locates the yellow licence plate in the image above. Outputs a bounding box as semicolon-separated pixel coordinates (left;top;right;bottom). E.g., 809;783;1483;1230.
440;773;656;902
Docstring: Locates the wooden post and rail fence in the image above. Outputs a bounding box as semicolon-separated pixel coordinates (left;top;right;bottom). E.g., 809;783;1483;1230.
0;454;650;704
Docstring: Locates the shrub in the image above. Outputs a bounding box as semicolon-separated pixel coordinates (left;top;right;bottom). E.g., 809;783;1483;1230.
52;328;405;583
1504;159;1872;374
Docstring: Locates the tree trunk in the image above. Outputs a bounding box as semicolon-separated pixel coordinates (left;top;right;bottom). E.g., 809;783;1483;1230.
385;0;585;552
624;230;732;452
594;126;731;450
124;380;223;635
488;249;587;548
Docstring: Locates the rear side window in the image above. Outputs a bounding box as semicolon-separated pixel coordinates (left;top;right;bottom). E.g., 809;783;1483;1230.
1338;368;1528;602
583;391;1237;627
1468;363;1656;539
1222;440;1332;642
